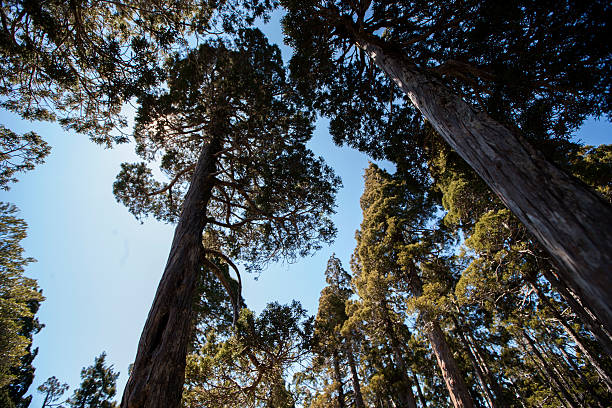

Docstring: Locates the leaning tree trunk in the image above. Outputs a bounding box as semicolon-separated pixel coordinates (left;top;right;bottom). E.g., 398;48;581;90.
381;308;418;408
531;280;612;392
332;349;347;408
346;343;365;408
408;267;475;408
354;33;612;333
121;138;221;408
540;269;612;356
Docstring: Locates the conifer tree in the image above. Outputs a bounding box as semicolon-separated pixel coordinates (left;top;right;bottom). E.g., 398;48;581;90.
355;163;475;408
0;203;44;398
279;0;612;332
114;29;339;407
67;353;119;408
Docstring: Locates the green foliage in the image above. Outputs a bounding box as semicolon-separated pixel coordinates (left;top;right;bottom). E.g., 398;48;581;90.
113;28;339;272
183;301;311;407
0;203;44;390
0;126;50;190
67;353;119;408
38;376;68;408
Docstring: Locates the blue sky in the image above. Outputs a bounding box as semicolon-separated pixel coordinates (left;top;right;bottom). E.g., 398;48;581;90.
1;12;611;405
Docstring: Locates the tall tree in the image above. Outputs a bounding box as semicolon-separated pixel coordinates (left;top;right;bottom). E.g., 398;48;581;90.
67;353;119;408
0;203;44;397
355;163;475;408
280;0;612;332
114;29;339;408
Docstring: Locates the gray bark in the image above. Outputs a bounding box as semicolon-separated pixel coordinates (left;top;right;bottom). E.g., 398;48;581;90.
355;34;612;334
120;138;220;408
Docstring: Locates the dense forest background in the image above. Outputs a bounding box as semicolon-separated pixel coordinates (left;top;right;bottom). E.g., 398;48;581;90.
0;1;610;407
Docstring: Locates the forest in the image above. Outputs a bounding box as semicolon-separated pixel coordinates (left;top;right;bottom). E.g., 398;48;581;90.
0;0;611;407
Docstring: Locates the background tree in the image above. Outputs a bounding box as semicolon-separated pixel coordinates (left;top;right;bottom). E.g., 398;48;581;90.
183;300;311;407
0;126;50;191
37;376;68;408
114;28;339;408
67;353;119;408
0;203;44;400
279;0;612;332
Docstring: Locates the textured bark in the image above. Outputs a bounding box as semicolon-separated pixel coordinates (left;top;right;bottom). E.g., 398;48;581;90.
355;35;612;334
346;344;365;408
121;138;221;408
332;349;346;408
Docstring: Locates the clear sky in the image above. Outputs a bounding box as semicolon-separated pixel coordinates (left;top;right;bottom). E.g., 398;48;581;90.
1;12;610;406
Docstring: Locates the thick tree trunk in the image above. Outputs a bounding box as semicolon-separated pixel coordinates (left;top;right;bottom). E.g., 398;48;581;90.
121;138;220;408
424;321;475;408
346;343;365;408
332;349;346;408
355;34;612;334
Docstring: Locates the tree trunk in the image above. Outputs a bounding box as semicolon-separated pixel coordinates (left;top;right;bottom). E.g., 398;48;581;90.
411;371;427;408
532;281;612;393
121;138;221;408
455;323;498;408
346;343;365;408
540;270;612;356
409;269;475;408
354;33;612;334
381;309;418;408
522;330;579;408
333;349;346;408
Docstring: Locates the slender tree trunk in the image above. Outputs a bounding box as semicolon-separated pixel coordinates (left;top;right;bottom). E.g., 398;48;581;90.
410;371;427;408
463;332;506;407
522;330;579;408
333;349;347;408
531;280;612;392
121;138;221;408
346;343;365;408
409;268;475;408
539;270;612;356
381;309;418;408
353;32;612;334
455;324;497;408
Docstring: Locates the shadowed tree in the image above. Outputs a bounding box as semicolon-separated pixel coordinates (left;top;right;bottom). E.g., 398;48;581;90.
279;0;612;332
67;353;119;408
113;29;339;408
